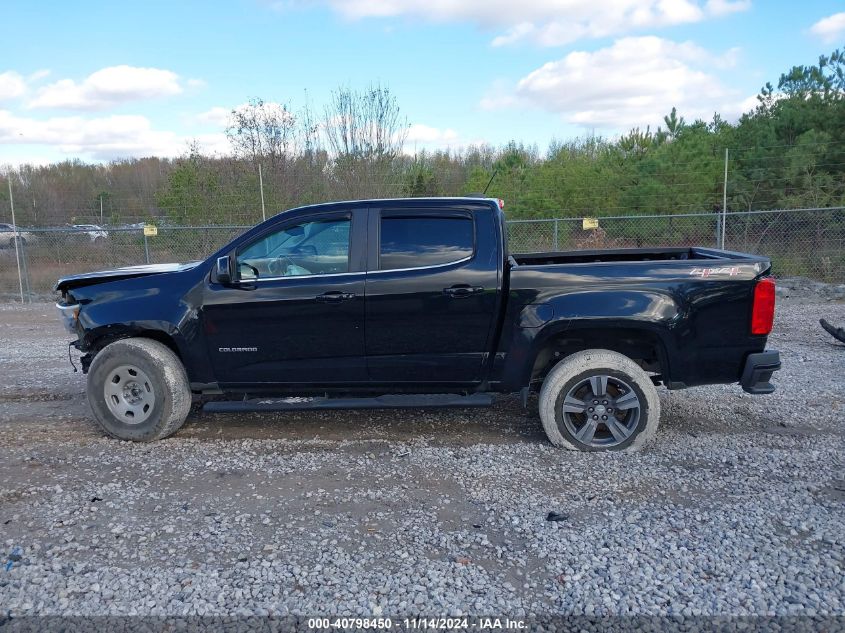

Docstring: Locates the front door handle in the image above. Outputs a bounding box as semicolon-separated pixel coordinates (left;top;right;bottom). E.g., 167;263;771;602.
443;285;484;298
316;291;355;303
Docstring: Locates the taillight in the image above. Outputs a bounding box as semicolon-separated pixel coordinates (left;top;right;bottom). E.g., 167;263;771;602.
751;277;776;335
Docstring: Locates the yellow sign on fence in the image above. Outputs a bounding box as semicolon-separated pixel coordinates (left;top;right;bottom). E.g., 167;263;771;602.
143;224;158;237
582;217;599;230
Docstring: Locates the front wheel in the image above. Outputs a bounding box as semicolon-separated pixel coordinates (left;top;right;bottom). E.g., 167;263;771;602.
539;349;660;452
86;338;191;441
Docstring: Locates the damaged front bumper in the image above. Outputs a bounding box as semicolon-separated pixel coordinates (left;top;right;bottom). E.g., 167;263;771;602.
56;302;89;372
56;302;81;335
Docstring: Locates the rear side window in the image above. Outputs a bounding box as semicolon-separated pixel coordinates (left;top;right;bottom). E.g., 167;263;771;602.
379;216;473;270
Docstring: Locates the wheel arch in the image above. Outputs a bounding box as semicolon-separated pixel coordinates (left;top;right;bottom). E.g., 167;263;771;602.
82;324;185;367
525;320;671;391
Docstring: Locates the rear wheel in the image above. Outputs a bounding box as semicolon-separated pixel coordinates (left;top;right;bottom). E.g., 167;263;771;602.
539;349;660;452
86;338;191;441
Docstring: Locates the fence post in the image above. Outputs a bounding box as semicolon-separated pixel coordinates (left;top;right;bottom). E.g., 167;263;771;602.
721;148;729;249
19;238;32;302
553;219;559;250
143;232;150;264
258;163;267;222
715;214;722;249
8;178;24;303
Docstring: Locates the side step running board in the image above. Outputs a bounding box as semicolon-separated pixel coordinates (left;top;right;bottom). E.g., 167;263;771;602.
203;393;495;413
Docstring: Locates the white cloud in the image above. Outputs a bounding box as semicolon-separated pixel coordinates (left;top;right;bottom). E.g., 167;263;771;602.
484;37;750;129
737;93;761;114
401;124;482;155
26;69;51;82
196;101;295;129
196;106;233;127
190;132;231;156
490;23;536;47
323;0;750;46
0;153;57;169
0;72;27;101
809;12;845;44
405;123;458;144
0;110;228;161
28;65;184;110
704;0;751;16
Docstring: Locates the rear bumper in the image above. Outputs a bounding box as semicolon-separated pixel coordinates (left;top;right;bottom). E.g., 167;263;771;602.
740;350;781;394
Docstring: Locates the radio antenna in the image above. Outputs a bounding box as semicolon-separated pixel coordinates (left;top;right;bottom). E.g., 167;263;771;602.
482;168;499;196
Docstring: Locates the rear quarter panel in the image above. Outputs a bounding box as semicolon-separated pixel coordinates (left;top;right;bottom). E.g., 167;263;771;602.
495;259;771;391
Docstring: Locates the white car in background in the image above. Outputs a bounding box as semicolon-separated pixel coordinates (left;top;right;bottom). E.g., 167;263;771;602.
71;224;109;242
0;223;36;248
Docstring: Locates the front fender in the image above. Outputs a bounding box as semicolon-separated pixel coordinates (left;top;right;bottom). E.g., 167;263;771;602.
69;273;211;384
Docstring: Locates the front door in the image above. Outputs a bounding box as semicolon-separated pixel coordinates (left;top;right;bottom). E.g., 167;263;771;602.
202;210;368;387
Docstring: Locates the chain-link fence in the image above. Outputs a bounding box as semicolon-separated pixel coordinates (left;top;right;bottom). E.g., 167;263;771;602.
506;207;845;282
2;207;843;302
1;226;247;302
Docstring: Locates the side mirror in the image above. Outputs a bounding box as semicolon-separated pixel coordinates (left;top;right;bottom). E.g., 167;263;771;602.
215;256;232;284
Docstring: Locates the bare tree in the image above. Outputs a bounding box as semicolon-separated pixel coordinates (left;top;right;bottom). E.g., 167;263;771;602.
225;98;298;171
299;91;322;162
322;84;407;197
323;84;407;160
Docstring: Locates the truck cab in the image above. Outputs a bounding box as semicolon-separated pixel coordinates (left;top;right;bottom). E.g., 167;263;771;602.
201;200;502;389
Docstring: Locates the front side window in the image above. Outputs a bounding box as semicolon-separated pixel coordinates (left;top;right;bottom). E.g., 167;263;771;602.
238;217;350;279
379;216;473;270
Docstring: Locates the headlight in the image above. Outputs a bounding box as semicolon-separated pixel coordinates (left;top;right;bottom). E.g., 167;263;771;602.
56;302;80;334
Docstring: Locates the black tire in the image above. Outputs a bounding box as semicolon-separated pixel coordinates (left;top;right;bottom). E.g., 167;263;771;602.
9;237;25;248
538;349;660;452
86;338;191;441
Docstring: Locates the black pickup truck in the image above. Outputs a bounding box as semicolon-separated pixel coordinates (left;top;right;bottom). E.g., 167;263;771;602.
56;197;780;451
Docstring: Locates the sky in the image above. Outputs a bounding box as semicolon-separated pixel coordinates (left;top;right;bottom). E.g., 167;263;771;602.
1;0;844;166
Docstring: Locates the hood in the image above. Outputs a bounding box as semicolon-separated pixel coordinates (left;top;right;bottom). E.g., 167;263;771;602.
55;261;201;292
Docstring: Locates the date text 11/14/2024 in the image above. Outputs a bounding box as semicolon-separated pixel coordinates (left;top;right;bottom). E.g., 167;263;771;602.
307;617;527;630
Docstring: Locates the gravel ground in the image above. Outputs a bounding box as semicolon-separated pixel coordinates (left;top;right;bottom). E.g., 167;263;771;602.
0;297;843;618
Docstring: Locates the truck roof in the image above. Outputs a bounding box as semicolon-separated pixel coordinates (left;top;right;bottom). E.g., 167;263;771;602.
278;196;501;216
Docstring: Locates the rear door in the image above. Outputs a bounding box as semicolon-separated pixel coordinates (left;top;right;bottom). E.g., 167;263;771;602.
364;205;500;384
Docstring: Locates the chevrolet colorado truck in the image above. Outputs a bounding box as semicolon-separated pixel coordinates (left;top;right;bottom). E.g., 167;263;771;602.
56;197;780;451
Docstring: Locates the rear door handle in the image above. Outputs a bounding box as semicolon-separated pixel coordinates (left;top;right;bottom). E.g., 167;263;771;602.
316;291;355;303
443;285;484;298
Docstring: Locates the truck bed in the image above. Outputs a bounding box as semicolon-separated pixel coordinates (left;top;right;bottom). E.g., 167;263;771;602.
502;244;773;392
511;246;758;266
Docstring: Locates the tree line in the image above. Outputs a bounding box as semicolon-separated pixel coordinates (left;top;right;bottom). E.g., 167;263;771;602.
2;49;844;228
